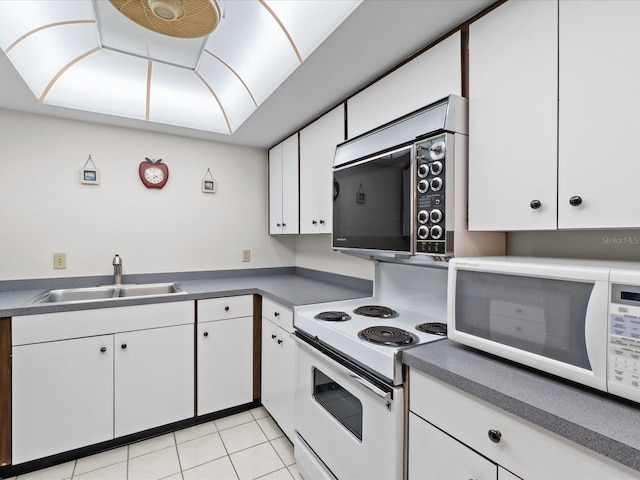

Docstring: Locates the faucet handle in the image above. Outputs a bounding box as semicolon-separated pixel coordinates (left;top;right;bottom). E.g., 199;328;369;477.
113;254;122;265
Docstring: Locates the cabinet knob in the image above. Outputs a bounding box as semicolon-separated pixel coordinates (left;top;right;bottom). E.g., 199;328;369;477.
121;344;127;350
271;334;277;339
530;199;542;210
312;220;318;225
277;339;283;345
569;195;583;207
224;306;230;311
319;219;325;225
282;223;286;227
488;429;502;443
276;223;281;227
100;347;107;353
203;331;209;337
274;312;280;317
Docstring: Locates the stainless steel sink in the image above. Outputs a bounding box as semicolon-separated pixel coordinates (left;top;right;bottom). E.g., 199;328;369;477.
117;283;185;298
31;283;187;304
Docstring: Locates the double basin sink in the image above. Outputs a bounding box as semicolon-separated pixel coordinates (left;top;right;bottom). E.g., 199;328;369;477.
31;283;187;305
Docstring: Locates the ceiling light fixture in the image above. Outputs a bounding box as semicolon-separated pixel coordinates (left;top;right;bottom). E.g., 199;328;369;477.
0;0;362;135
109;0;222;38
148;1;183;22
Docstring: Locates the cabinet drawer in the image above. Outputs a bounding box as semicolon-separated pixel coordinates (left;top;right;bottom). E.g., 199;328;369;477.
262;297;293;333
409;370;639;479
197;295;253;321
13;301;194;345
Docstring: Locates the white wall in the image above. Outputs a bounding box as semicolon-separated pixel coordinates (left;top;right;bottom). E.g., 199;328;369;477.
0;109;298;280
295;234;374;280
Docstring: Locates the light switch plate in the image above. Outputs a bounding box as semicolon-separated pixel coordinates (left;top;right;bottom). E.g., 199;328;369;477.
242;250;250;262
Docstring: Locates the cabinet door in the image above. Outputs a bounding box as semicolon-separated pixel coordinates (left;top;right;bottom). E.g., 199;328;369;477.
197;317;253;415
12;335;114;464
347;33;462;139
558;1;640;229
281;133;299;234
269;142;284;234
411;370;640;480
114;324;194;437
261;318;295;440
299;104;345;234
409;412;497;480
269;133;299;235
468;0;558;231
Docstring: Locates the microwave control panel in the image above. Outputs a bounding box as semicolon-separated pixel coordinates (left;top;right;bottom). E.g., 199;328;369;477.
415;135;447;255
609;283;640;396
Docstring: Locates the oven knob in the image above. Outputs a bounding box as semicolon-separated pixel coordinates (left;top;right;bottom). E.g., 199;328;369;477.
430;161;443;176
430;177;443;192
430;225;443;240
417;179;429;194
429;141;446;160
417;225;429;239
418;210;429;224
430;209;443;223
417;164;429;178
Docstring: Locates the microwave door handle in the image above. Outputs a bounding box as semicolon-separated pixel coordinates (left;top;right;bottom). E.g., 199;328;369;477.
349;373;392;408
584;279;609;389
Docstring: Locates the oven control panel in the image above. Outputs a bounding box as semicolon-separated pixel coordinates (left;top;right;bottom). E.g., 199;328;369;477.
415;135;447;255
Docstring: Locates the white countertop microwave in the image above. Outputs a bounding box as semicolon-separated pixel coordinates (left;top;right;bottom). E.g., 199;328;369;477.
448;256;640;404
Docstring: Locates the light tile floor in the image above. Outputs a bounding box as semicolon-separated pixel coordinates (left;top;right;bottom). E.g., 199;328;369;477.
8;407;302;480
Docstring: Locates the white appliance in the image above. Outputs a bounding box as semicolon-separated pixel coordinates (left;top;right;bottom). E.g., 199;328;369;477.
293;262;448;480
448;256;640;404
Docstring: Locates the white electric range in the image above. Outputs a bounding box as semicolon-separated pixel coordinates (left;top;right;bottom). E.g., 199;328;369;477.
294;260;448;385
292;261;449;480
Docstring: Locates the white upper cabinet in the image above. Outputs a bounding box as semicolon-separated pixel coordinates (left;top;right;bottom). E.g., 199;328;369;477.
468;0;558;231
469;0;640;231
299;104;345;234
558;0;640;229
347;32;462;139
269;133;299;235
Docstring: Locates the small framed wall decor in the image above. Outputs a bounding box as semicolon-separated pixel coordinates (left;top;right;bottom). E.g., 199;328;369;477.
202;168;216;193
80;155;100;185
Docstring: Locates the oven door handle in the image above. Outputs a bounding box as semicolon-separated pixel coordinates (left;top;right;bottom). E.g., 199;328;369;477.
349;373;391;408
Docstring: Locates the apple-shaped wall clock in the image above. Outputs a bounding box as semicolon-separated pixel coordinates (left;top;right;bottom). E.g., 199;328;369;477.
139;157;169;189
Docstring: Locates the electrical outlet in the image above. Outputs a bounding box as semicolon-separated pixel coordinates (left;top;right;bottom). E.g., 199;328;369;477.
53;253;67;269
242;249;251;262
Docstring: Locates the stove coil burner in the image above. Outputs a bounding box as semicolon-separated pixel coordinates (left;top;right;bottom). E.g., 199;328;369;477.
358;326;418;347
314;311;352;322
416;322;447;336
353;305;399;318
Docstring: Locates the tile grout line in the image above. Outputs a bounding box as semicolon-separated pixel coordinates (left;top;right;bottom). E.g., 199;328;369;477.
171;432;185;480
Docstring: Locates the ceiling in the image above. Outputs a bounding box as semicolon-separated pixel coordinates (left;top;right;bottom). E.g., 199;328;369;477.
0;0;494;149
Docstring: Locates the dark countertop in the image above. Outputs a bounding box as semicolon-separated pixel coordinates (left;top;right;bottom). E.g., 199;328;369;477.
0;267;372;317
401;339;640;473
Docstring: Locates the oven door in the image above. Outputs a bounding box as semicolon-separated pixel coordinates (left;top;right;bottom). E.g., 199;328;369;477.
294;335;404;480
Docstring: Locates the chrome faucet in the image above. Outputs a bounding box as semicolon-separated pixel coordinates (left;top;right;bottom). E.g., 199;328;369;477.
112;254;122;285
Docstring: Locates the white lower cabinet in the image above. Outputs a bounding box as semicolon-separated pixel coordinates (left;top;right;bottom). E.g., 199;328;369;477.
114;324;194;437
409;369;639;480
12;335;114;464
261;298;295;440
196;296;254;415
11;301;194;464
197;317;254;414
